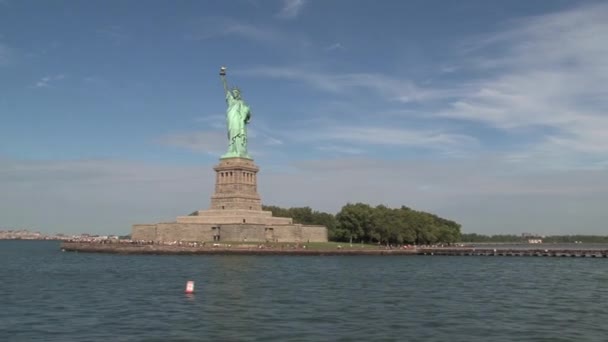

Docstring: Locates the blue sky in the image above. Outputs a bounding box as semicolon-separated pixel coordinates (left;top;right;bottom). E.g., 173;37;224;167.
1;0;608;235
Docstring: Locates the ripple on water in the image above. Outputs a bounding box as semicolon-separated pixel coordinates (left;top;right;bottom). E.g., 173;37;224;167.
1;241;608;341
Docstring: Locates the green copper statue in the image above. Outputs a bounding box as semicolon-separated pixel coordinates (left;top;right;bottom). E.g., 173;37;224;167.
219;66;252;159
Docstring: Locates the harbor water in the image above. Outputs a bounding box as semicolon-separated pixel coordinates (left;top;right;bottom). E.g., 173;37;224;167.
1;240;607;341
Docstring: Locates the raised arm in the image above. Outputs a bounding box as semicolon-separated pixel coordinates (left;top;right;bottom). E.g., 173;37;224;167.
220;74;229;95
219;66;230;97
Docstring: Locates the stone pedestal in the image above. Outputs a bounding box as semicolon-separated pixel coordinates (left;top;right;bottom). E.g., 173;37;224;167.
210;157;262;211
178;157;292;225
131;157;328;243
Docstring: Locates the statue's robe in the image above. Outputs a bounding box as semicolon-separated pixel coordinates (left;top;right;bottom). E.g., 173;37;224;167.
225;92;251;156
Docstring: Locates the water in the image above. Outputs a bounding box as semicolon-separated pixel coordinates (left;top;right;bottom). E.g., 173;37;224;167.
1;241;607;341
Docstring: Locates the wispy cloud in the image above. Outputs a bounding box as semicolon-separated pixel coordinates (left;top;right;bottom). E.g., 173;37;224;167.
249;128;284;146
435;3;608;168
440;65;458;73
33;74;66;88
277;0;306;19
195;114;225;130
282;122;479;158
161;126;283;157
315;126;477;148
324;42;344;51
96;25;130;45
185;17;283;43
240;66;464;103
239;3;608;169
160;131;227;155
317;145;364;155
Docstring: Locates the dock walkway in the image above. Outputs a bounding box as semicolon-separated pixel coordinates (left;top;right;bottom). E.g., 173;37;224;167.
419;248;608;258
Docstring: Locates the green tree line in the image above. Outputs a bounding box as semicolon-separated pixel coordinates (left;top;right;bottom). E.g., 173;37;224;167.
461;233;608;243
543;235;608;243
460;233;524;243
262;203;461;245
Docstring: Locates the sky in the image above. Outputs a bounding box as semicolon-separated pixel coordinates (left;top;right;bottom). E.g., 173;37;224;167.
1;0;608;235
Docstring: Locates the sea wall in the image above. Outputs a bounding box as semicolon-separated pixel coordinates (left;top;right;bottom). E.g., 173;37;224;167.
60;242;608;257
60;242;416;255
131;224;157;241
131;222;328;243
156;223;215;242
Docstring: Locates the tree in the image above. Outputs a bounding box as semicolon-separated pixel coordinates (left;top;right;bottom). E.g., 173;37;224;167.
336;203;373;243
370;205;392;244
265;202;461;245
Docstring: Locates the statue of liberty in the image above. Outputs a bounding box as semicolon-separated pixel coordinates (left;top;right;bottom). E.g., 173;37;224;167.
219;66;251;159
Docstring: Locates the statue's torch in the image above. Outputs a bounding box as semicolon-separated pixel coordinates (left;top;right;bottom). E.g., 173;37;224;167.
220;66;227;76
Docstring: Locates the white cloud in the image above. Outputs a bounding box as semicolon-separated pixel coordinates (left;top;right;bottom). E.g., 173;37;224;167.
271;119;479;158
298;125;477;151
437;3;608;168
166;115;471;158
240;66;465;103
4;3;607;238
33;74;66;88
277;0;306;19
238;4;608;170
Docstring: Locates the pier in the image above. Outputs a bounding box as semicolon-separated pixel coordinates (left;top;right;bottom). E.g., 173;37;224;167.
418;248;608;258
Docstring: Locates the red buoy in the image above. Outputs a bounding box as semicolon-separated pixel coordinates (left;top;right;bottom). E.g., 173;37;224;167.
185;280;195;294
